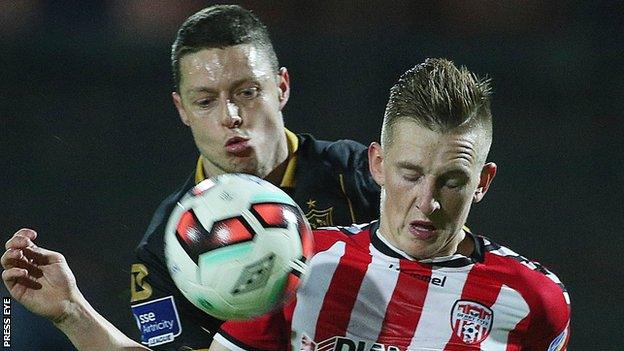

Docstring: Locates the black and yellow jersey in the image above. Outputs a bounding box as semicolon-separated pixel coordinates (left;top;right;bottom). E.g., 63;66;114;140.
130;132;380;350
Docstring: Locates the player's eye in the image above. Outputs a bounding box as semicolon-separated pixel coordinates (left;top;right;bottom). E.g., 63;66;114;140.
445;181;460;189
402;174;422;182
237;87;259;100
442;177;465;189
403;175;420;182
195;98;215;108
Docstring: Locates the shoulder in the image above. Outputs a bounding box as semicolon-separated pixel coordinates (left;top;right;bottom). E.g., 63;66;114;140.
297;133;369;168
478;236;570;345
297;132;368;151
295;132;379;199
135;174;196;256
480;236;568;301
293;133;380;224
312;222;375;252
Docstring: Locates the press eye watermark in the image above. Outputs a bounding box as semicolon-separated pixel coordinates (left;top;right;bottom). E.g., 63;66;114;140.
3;297;10;348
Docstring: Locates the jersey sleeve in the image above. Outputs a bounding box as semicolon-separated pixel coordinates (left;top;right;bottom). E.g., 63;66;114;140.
215;306;290;351
130;190;224;350
522;268;571;351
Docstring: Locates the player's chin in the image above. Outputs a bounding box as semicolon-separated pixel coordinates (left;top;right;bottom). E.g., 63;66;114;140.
403;244;430;260
229;157;260;175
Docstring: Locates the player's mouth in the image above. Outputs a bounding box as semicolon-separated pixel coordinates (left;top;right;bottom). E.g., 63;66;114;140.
225;136;252;155
409;220;437;241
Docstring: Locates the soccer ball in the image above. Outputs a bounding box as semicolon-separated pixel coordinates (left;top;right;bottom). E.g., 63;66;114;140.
164;173;314;320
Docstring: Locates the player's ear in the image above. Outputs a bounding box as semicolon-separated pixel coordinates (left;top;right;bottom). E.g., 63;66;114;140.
172;92;190;126
473;162;497;203
277;67;290;110
368;142;385;186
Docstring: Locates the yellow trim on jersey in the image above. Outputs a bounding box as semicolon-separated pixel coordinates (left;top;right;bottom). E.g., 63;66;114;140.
194;128;299;187
280;128;299;188
338;173;356;223
130;263;152;303
195;156;206;184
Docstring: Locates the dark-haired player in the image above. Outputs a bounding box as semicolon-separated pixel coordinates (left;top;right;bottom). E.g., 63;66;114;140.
129;4;379;350
2;59;570;351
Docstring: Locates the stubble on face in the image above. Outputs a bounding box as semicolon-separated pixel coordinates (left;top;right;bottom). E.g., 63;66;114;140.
375;121;489;260
176;45;288;179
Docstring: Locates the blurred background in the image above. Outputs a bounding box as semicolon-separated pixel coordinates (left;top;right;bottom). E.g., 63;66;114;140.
2;1;623;350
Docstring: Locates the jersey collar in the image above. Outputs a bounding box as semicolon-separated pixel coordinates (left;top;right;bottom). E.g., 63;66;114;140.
370;223;485;267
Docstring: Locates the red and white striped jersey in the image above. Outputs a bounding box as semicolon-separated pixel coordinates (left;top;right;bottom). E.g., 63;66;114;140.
216;222;570;351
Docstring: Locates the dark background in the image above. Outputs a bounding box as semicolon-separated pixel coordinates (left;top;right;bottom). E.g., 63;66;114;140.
2;1;623;350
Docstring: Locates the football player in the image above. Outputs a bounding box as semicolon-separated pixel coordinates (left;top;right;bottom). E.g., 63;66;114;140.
2;58;570;351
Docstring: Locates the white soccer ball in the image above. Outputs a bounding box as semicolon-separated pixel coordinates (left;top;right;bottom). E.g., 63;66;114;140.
164;173;313;320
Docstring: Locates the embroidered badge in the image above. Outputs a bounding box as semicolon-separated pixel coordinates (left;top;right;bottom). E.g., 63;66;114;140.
450;300;493;344
304;198;334;228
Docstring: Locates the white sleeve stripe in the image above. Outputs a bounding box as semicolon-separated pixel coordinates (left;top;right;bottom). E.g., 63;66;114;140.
213;333;249;351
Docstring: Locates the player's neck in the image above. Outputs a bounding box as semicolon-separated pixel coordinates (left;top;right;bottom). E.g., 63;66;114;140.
455;231;475;257
264;155;288;185
264;135;290;185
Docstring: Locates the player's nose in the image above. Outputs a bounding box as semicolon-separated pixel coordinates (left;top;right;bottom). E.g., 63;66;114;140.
220;99;242;128
415;180;440;215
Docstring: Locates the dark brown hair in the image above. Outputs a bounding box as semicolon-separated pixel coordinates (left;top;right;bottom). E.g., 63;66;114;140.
171;5;278;91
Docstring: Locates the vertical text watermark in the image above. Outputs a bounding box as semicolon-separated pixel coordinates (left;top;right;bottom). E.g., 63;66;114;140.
2;297;10;348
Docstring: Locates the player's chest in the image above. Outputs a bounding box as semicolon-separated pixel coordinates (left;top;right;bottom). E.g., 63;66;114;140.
291;253;530;350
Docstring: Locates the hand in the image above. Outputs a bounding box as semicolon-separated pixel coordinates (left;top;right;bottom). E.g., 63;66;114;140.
1;228;78;322
2;229;150;350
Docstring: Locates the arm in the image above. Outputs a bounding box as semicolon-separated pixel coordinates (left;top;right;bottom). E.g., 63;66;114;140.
1;228;149;351
55;293;150;351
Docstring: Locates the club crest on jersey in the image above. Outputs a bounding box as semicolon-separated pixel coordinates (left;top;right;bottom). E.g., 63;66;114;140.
304;199;334;228
450;300;493;344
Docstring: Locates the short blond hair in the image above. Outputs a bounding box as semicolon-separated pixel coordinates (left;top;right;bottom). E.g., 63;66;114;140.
382;58;493;149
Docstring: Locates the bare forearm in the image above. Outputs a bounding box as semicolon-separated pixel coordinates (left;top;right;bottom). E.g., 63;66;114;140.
53;291;149;351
